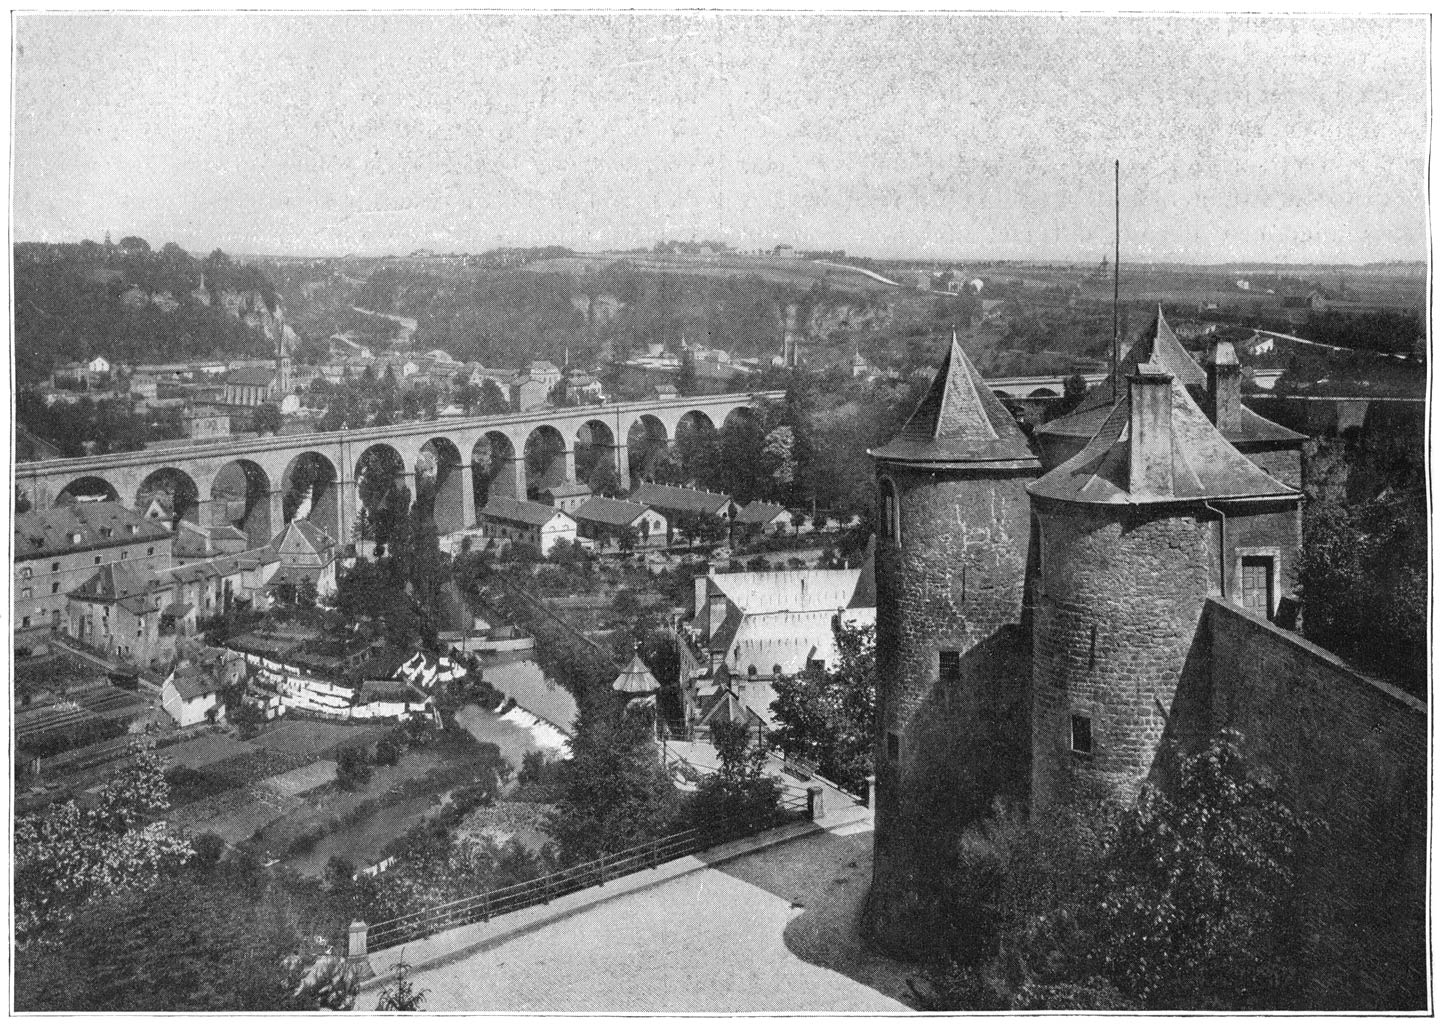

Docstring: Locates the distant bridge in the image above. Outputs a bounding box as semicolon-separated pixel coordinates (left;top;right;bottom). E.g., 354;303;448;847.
985;366;1285;399
16;393;783;549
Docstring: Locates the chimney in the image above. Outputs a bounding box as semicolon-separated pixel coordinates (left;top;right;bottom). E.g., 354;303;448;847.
1128;361;1174;499
708;591;728;641
1206;339;1243;435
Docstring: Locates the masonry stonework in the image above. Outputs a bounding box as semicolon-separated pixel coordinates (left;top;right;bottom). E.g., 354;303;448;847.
870;465;1037;955
1199;599;1426;1009
1030;502;1215;808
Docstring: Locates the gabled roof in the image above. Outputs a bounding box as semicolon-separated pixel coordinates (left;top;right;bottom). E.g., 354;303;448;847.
545;481;592;499
573;496;655;528
168;665;224;703
696;686;765;729
480;495;574;528
629;483;733;516
870;334;1039;469
1028;371;1300;506
1038;307;1305;448
226;366;277;388
613;654;661;694
15;501;170;560
270;519;337;560
734;500;789;525
71;563;170;614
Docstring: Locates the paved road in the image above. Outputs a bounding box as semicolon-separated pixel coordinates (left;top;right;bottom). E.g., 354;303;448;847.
409;818;917;1013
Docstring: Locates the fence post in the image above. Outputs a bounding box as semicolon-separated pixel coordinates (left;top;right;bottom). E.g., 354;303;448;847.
807;786;825;821
347;920;368;962
864;774;876;808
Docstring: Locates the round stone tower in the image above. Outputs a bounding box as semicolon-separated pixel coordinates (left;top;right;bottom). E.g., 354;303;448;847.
1027;361;1301;808
867;335;1041;957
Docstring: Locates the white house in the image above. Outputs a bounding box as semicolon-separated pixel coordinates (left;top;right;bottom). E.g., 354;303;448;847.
161;664;227;727
477;496;578;556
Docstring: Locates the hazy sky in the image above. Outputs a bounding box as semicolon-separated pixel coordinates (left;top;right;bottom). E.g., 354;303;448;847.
11;14;1430;263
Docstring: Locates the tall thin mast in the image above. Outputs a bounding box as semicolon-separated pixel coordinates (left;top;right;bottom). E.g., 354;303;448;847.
1113;159;1120;402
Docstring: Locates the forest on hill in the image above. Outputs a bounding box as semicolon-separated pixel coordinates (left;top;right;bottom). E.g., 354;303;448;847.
13;240;279;387
347;260;896;371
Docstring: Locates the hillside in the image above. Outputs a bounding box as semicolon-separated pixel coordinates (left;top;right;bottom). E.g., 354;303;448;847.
14;240;282;387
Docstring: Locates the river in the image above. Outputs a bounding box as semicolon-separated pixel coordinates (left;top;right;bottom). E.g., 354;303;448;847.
481;656;579;738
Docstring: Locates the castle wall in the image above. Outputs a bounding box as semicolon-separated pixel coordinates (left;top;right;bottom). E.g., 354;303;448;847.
1031;503;1216;808
1198;599;1427;1009
869;464;1036;957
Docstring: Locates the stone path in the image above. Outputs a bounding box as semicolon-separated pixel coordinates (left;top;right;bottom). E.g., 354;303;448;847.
387;813;919;1013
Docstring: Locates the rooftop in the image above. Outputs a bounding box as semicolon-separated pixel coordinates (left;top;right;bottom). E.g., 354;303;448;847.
480;495;574;528
572;496;654;528
1028;367;1300;506
629;482;733;516
870;333;1040;469
15;501;170;561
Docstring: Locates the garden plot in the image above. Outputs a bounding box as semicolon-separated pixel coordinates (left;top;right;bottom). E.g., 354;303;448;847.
161;733;254;770
168;787;301;846
249;719;387;759
260;759;338;799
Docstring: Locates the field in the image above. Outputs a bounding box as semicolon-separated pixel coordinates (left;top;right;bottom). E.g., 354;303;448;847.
249;719;387;759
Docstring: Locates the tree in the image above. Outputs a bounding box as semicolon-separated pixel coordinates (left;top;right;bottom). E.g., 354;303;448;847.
546;703;679;863
15;745;194;940
335;746;373;790
769;620;875;793
14;875;357;1011
687;719;780;829
479;379;509;415
376;954;428;1011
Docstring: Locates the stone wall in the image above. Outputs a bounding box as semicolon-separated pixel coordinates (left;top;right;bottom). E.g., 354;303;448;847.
1198;599;1427;1009
869;464;1036;957
1031;503;1214;809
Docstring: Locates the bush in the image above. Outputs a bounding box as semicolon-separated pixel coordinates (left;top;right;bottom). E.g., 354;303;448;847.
686;720;781;832
373;735;403;768
335;747;372;791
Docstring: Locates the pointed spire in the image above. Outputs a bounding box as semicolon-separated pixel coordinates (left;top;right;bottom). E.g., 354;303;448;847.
871;332;1038;468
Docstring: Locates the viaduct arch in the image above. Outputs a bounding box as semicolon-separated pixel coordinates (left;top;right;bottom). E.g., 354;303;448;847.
17;393;783;549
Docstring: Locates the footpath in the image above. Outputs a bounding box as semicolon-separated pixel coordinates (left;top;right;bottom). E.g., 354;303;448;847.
360;792;873;993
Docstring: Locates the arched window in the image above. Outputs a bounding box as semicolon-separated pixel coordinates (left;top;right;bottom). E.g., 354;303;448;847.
772;664;783;677
879;477;900;545
748;665;758;678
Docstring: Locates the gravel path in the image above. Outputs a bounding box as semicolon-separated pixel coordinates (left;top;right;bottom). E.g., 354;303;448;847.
409;819;918;1013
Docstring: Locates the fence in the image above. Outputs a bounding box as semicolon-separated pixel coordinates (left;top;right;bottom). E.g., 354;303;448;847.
358;795;816;956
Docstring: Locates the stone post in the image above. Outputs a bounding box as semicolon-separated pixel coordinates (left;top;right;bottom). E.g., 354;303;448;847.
347;920;368;961
457;463;476;528
806;785;825;821
614;444;631;492
864;774;876;809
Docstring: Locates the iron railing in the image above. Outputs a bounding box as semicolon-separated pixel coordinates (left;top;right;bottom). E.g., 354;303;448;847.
364;802;809;953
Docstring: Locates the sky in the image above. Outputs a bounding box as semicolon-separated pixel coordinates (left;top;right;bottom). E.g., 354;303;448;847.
9;13;1430;263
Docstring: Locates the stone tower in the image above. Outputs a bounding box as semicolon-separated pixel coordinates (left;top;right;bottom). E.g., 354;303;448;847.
1027;361;1302;808
867;334;1041;956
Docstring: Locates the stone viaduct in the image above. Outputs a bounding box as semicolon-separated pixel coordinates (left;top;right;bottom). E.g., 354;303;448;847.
16;392;782;550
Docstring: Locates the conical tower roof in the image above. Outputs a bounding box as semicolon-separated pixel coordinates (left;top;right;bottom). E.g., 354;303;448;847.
1028;371;1298;506
1056;306;1205;422
612;653;661;695
871;333;1039;469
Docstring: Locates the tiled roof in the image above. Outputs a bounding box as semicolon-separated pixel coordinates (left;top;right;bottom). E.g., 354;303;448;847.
1028;370;1300;506
613;654;661;694
71;563;170;614
870;334;1039;469
734;500;789;525
479;495;573;528
226;366;277;388
168;666;223;703
270;519;337;560
1038;307;1303;449
573;496;653;528
546;482;592;499
15;501;170;560
629;483;733;516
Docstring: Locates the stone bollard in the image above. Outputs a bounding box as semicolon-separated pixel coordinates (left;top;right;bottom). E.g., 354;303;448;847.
806;785;825;821
864;774;876;808
347;920;368;962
